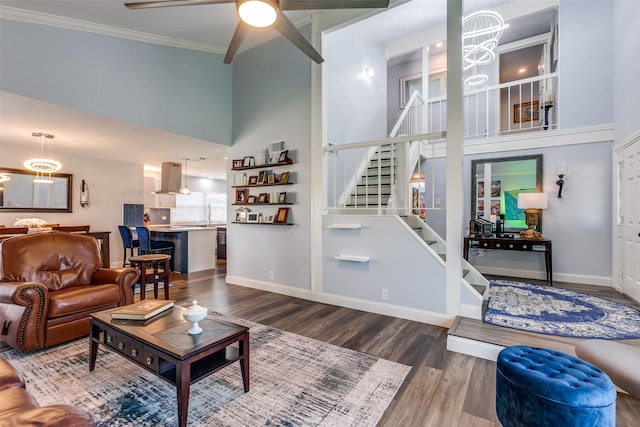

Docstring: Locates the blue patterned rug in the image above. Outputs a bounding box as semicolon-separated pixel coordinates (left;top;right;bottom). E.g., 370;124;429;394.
2;313;410;426
484;280;640;339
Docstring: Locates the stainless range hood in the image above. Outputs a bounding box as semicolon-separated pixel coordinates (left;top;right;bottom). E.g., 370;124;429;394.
156;162;182;194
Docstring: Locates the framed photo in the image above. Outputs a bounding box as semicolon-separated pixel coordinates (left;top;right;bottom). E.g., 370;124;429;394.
278;150;289;163
257;170;267;184
243;156;253;167
247;212;259;223
265;214;275;223
278;192;287;203
279;171;290;184
248;195;257;204
514;101;540;123
232;159;244;169
248;175;258;185
235;189;248;203
275;207;290;224
235;207;250;222
258;193;268;203
267;173;275;184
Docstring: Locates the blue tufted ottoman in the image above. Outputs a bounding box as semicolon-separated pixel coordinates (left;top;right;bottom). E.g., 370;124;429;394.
496;346;616;427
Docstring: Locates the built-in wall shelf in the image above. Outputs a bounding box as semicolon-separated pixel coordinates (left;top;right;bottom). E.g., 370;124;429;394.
231;160;292;171
326;224;362;229
231;222;293;226
334;254;370;263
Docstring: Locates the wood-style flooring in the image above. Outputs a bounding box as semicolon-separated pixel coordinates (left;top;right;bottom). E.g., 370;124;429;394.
154;264;640;426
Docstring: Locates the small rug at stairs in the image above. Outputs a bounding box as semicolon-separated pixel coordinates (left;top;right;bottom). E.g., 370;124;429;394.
484;280;640;339
2;313;411;427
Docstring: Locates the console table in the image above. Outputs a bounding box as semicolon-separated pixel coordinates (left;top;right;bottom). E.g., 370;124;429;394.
463;236;553;285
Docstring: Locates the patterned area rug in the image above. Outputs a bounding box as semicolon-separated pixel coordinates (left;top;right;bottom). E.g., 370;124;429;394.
484;280;640;339
2;313;410;426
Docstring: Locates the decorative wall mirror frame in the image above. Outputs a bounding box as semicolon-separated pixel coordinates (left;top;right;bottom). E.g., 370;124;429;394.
0;167;72;213
471;154;542;233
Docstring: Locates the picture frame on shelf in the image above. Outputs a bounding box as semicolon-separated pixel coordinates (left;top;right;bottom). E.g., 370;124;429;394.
257;170;267;184
235;189;248;203
265;214;275;223
235;207;250;222
275;207;290;224
278;150;289;163
514;101;540;123
267;173;275;184
248;195;257;204
258;193;268;203
242;156;253;167
247;212;259;223
279;171;290;184
248;175;258;185
232;159;243;169
278;192;287;203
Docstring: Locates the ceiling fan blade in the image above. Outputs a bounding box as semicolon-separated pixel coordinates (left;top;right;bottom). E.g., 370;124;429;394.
125;0;232;9
272;12;323;63
224;21;249;64
280;0;389;10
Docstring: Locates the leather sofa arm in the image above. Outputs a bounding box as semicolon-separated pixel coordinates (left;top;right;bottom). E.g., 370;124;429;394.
0;388;95;427
92;268;139;306
0;282;49;353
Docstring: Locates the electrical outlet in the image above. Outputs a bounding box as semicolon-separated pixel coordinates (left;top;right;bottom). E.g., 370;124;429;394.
381;289;389;300
268;270;274;280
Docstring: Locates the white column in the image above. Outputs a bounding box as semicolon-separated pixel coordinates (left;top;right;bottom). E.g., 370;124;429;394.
445;0;463;316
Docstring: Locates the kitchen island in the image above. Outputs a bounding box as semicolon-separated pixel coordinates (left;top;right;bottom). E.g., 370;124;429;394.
148;225;223;273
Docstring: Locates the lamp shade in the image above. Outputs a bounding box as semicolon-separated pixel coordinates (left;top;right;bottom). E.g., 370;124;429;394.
518;192;548;209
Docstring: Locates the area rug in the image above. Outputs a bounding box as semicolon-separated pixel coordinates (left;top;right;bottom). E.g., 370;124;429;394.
484;280;640;339
2;313;410;426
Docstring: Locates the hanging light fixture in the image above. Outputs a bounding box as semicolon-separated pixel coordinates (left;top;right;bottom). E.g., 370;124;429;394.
237;0;278;28
463;10;508;86
179;158;191;195
24;132;61;184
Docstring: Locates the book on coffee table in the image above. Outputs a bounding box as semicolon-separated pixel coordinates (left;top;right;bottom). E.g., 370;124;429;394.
111;299;175;320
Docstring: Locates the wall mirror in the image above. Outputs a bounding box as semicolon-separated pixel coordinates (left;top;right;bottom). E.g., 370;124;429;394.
0;168;72;212
471;154;542;232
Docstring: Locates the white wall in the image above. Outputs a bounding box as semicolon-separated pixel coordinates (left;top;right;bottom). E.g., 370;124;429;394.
0;142;144;266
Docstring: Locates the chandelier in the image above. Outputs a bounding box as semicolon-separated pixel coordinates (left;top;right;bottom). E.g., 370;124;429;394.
463;10;509;86
24;132;61;184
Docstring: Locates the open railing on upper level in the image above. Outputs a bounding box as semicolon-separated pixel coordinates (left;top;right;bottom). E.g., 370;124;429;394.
324;72;559;213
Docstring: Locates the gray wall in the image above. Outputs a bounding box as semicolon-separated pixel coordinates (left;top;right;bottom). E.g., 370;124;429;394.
0;18;232;145
613;0;640;144
325;27;387;145
227;26;312;290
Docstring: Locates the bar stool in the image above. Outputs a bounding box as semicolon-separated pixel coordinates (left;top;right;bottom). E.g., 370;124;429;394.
118;225;139;267
135;226;175;271
128;254;171;300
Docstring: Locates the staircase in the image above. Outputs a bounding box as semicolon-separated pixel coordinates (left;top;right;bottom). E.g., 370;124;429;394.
345;144;396;208
403;215;490;306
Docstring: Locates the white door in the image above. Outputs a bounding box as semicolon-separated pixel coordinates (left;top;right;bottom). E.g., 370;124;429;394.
621;142;640;302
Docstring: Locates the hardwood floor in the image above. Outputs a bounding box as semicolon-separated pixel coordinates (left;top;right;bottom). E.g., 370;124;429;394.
157;264;640;426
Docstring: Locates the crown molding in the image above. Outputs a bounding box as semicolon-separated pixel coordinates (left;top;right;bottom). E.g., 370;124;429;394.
0;6;227;55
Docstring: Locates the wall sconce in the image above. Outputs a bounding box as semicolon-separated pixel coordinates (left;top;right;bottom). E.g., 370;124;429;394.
80;179;89;208
517;192;548;230
556;163;567;198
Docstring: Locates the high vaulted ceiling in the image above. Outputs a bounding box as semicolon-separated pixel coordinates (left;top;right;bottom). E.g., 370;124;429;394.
0;0;543;178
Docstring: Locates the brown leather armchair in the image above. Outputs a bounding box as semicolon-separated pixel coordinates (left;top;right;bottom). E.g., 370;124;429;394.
0;232;139;353
0;356;95;426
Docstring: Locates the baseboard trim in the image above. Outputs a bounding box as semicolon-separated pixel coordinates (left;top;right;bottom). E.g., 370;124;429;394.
446;335;504;361
475;266;612;287
226;275;455;328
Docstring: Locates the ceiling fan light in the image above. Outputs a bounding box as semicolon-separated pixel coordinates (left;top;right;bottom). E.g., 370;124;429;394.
238;0;277;28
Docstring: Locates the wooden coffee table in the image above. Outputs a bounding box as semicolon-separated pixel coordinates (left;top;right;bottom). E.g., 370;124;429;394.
89;305;249;427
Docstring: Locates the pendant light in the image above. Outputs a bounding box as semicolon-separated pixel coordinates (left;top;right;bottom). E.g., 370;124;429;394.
179;158;191;195
24;133;61;184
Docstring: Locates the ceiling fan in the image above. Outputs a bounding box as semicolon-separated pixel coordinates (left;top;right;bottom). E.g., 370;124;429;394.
125;0;390;64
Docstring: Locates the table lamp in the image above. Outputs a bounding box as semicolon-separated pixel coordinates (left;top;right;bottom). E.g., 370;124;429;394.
517;192;548;230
